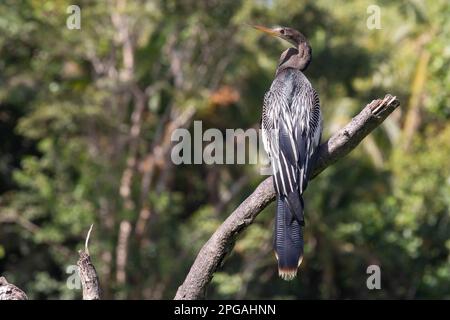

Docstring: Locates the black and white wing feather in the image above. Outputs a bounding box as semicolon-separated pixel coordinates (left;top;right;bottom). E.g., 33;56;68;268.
262;70;322;209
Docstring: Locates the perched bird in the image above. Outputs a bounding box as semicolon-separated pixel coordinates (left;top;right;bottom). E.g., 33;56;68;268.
255;25;323;280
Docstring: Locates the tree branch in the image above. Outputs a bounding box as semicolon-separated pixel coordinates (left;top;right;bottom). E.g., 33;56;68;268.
0;277;28;300
77;225;101;300
174;94;400;300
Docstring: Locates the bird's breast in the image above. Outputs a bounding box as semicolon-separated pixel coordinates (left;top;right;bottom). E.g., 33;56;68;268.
270;69;312;108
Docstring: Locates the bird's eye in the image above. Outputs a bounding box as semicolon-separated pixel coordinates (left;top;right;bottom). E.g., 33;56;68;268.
280;29;285;35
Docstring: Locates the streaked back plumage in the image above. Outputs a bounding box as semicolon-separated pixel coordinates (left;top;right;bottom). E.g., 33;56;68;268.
262;67;322;280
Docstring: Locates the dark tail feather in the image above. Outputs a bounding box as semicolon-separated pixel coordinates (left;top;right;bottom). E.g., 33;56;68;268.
274;194;304;281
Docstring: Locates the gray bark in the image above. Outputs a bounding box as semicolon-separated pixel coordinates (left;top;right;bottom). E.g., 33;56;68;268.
0;276;28;300
77;251;101;300
77;225;101;300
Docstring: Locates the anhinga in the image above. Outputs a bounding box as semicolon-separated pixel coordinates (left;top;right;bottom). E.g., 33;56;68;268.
255;25;323;280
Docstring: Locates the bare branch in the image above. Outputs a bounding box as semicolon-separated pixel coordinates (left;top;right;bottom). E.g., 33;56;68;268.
116;220;132;285
78;226;101;300
174;94;400;300
0;277;28;300
85;224;94;255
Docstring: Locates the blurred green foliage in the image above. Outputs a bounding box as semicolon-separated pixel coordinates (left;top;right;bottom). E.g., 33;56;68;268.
0;0;449;299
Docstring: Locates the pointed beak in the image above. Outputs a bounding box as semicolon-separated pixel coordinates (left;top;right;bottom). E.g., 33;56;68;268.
252;25;280;38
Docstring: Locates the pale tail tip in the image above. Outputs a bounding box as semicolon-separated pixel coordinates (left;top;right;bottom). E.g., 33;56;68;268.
278;268;298;281
277;255;303;281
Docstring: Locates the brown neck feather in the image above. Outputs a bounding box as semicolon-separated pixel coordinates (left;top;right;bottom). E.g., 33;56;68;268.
276;41;312;75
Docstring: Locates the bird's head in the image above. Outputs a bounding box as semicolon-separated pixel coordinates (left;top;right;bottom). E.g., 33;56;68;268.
252;25;307;47
252;25;312;72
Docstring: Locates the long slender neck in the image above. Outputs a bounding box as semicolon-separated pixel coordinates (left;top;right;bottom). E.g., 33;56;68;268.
276;41;312;76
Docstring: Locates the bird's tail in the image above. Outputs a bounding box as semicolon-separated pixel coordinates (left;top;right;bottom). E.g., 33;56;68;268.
274;193;304;281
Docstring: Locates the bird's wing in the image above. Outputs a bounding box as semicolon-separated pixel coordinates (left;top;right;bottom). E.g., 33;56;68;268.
290;86;322;193
261;91;275;160
265;86;321;193
297;87;322;192
262;79;322;200
262;90;286;195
